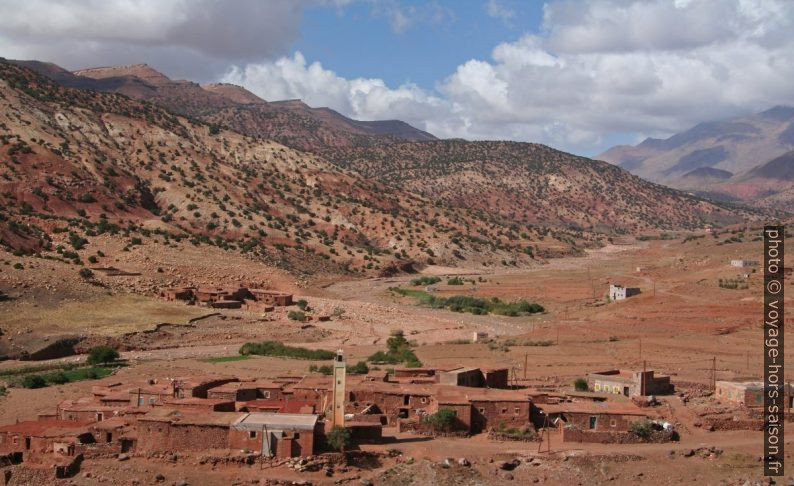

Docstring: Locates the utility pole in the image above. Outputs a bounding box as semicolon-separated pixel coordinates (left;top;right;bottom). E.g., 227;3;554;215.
642;360;647;396
639;338;642;360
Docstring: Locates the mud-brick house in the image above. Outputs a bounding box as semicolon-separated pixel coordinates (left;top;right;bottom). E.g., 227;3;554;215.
173;376;238;399
440;367;485;387
587;369;674;397
535;401;652;433
207;382;258;402
237;399;315;414
161;397;236;412
56;398;124;422
229;413;321;458
248;289;294;306
136;410;239;453
0;420;93;456
715;381;794;408
483;368;510;389
347;382;435;425
162;287;195;302
391;367;438;384
129;382;176;407
462;388;534;433
253;380;286;400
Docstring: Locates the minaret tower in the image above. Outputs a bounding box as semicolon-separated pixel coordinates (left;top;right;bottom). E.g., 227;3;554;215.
331;349;346;428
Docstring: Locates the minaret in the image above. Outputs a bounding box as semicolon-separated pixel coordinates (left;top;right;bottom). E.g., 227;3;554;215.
331;349;346;428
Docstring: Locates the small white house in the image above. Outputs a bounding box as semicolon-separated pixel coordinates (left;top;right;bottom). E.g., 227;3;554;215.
609;284;641;301
731;259;758;268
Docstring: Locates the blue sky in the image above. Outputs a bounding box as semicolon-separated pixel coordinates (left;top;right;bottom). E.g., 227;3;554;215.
2;0;794;157
295;1;545;92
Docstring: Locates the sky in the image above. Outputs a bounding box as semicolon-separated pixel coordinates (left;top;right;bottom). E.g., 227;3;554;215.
2;0;794;156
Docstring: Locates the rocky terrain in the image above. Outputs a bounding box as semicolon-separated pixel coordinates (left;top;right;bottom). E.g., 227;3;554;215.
1;60;598;275
320;140;755;233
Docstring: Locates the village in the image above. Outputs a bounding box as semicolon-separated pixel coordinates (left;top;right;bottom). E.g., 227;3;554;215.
1;343;789;484
1;229;792;485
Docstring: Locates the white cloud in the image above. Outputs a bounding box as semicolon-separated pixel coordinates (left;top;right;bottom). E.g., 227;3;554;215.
0;0;317;80
227;0;794;154
3;0;794;155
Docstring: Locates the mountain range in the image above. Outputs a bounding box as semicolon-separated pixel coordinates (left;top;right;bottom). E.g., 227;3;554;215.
598;106;794;209
0;59;762;276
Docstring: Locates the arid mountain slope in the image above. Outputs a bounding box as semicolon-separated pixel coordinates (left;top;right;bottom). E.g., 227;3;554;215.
599;106;794;182
0;60;596;275
599;106;794;209
321;140;756;233
15;61;436;152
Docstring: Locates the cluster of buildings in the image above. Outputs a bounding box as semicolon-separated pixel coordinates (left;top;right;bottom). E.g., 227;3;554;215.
160;285;293;310
0;359;672;479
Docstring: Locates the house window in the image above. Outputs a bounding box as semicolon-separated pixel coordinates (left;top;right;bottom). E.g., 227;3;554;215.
249;431;257;439
501;408;507;414
610;419;617;427
263;391;271;398
478;408;485;414
589;416;597;429
594;383;601;392
421;397;427;404
149;397;156;404
514;407;520;415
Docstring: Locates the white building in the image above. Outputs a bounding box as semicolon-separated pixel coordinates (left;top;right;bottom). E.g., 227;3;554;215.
609;284;641;301
731;259;758;268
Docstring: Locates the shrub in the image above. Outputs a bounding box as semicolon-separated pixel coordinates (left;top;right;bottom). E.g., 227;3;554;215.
21;375;46;389
423;408;457;432
410;276;441;286
287;310;306;322
87;346;119;365
48;371;69;385
573;378;588;392
296;299;309;311
447;277;464;285
327;426;352;452
348;361;369;375
629;419;653;439
79;268;94;280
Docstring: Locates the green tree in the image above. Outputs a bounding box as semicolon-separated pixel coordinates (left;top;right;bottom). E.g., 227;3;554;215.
296;299;309;311
21;375;46;389
423;408;457;432
348;361;369;375
87;346;119;365
327;426;352;452
79;268;94;280
287;310;306;322
573;378;588;392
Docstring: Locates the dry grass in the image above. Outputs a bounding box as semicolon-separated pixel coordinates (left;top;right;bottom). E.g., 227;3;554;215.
0;293;207;335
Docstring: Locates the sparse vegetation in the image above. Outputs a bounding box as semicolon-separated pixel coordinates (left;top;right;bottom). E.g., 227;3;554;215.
410;276;441;286
367;330;422;367
390;287;544;316
239;341;335;360
573;378;589;391
87;346;120;365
